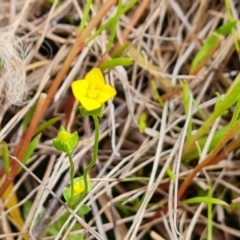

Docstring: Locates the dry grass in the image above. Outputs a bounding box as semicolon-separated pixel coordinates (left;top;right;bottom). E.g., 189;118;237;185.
0;0;240;240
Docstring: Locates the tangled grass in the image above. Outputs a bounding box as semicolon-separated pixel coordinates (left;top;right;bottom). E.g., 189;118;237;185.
0;0;240;240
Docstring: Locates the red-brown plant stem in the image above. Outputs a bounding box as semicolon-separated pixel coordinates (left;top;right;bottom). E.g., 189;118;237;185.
0;94;47;197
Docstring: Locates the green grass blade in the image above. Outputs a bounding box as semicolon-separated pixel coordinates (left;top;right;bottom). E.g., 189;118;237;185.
207;187;213;240
181;81;192;138
22;136;40;165
215;20;237;36
79;0;93;32
120;0;139;15
99;57;133;71
190;33;222;74
183;196;227;205
34;117;59;135
106;0;123;52
3;142;10;174
138;112;147;132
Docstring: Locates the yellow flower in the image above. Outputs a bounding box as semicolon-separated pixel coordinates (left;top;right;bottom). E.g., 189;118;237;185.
72;181;85;196
71;68;116;111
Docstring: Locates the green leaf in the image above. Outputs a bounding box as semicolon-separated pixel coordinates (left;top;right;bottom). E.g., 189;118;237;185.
184;124;231;161
76;204;91;217
86;19;113;44
2;142;10;174
63;187;71;203
120;0;139;14
181;81;192;138
35;117;59;135
183;197;228;205
215;20;237;36
138;112;147;132
67;235;85;240
22;105;36;129
79;0;93;32
23;201;45;223
111;42;129;58
99;57;133;71
106;0;123;52
190;33;222;73
22;136;40;165
229;96;240;128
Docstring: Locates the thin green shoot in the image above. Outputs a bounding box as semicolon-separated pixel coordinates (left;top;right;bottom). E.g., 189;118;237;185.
138;112;147;132
120;0;138;15
183;73;240;157
99;57;133;71
150;80;164;107
229;96;240;128
34;117;60;135
2;142;10;174
183;196;227;206
106;0;123;52
79;0;93;33
207;186;213;240
224;0;240;55
181;81;193;138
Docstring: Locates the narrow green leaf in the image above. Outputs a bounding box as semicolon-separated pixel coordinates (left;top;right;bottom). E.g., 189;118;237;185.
183;197;227;205
190;33;222;73
76;204;91;217
120;0;139;14
2;142;10;174
22;135;40;165
215;20;237;36
184;123;232;162
106;0;123;52
229;96;240;128
111;42;129;58
213;73;240;117
207;186;213;240
79;0;93;32
34;117;59;135
22;105;36;129
138;112;147;132
99;57;133;71
86;0;137;45
181;81;192;137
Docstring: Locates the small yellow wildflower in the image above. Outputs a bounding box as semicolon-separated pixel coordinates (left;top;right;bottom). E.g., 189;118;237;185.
71;68;116;111
72;181;85;196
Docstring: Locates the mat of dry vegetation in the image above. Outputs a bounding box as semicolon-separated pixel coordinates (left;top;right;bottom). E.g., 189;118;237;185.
0;0;240;240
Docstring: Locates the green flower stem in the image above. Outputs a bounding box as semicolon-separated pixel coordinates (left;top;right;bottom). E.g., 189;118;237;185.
83;116;100;196
67;152;75;200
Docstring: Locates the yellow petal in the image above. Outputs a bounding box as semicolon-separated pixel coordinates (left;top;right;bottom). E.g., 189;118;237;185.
97;84;117;103
85;68;105;89
80;96;102;111
71;79;89;102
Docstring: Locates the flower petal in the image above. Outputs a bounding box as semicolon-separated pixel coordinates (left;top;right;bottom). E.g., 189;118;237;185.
85;68;105;89
80;96;102;111
71;80;89;102
97;84;117;103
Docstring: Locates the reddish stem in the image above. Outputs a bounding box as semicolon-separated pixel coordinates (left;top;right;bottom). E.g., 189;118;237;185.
0;94;47;197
